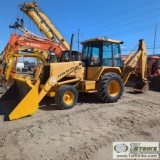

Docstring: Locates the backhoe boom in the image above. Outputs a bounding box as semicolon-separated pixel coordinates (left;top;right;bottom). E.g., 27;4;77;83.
122;39;148;84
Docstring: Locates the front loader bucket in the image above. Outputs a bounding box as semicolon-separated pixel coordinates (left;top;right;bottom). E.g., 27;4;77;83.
0;76;39;120
134;79;149;93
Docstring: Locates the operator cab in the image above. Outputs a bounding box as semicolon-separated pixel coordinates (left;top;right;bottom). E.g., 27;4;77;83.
147;56;160;76
60;51;81;62
47;53;58;63
81;37;123;67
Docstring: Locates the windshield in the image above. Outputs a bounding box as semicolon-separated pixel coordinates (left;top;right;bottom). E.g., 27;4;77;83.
82;41;123;67
82;41;102;66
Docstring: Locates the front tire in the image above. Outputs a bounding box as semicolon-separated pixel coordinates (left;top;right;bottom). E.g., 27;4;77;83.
97;72;124;103
55;85;78;109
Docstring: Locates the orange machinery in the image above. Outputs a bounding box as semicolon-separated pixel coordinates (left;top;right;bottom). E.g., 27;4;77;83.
1;33;68;82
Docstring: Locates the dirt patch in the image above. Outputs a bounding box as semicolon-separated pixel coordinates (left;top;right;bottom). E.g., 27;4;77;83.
0;87;160;160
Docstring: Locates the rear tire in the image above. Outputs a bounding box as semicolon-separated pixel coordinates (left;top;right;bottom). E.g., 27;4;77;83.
55;85;78;109
97;72;124;103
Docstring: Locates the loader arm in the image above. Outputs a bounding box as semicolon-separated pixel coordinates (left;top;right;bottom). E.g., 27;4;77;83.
4;51;47;81
13;53;47;63
0;61;82;120
38;61;82;102
122;39;148;85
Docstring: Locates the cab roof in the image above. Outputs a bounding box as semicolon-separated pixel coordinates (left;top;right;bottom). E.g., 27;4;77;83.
81;37;123;44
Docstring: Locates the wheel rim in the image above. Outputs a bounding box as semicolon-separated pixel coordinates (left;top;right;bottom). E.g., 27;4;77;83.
108;80;120;97
63;91;74;105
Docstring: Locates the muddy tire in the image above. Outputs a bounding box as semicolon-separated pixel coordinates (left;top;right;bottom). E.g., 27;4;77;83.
97;72;124;103
55;85;78;109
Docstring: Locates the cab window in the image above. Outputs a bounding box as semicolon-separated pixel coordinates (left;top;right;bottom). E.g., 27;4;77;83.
82;41;101;66
102;42;112;66
112;43;122;67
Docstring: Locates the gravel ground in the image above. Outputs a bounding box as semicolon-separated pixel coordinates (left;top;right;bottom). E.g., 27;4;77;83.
0;87;160;160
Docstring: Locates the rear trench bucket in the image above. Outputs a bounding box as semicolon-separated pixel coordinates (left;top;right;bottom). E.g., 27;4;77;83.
0;76;39;120
133;79;149;93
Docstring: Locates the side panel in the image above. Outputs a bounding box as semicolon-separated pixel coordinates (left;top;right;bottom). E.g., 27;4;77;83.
38;61;83;101
86;67;122;81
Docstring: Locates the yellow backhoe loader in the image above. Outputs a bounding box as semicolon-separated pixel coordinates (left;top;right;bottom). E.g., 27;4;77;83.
0;38;148;120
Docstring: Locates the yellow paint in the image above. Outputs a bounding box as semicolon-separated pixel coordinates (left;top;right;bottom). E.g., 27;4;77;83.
63;91;74;105
108;80;120;97
1;76;39;120
80;80;96;91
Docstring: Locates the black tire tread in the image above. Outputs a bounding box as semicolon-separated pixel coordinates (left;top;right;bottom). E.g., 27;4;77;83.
55;85;78;109
97;72;124;103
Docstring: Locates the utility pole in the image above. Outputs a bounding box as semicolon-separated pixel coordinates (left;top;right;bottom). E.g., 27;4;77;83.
153;23;157;55
76;29;82;52
78;29;80;53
